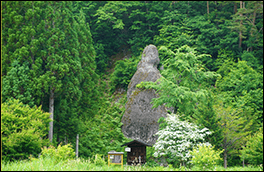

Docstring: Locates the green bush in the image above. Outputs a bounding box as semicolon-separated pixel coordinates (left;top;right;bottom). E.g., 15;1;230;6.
189;143;224;170
144;158;160;167
92;154;106;166
1;98;51;161
240;127;263;166
40;143;75;162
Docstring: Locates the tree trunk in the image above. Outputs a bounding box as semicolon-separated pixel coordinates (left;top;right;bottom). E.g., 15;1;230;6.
207;1;209;14
145;1;151;33
49;87;55;142
239;29;242;48
64;136;68;144
76;134;79;158
187;1;189;15
223;137;228;168
145;1;148;13
250;5;257;52
224;151;227;168
239;1;243;49
49;5;56;143
31;1;35;68
234;2;237;14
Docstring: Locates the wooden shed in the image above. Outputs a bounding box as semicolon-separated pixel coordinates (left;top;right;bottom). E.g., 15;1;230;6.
121;139;152;165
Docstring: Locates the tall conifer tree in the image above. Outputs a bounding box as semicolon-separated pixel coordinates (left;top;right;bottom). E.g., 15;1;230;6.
2;1;99;144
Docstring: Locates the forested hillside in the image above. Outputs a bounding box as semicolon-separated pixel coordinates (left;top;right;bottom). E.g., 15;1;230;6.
1;1;263;168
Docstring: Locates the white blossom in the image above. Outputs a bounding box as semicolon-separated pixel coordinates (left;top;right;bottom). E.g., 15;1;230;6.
153;113;212;164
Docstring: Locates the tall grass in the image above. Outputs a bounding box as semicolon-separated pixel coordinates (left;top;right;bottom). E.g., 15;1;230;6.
1;156;262;171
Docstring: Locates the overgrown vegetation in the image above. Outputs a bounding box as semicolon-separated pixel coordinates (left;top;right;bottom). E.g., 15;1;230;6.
39;144;75;162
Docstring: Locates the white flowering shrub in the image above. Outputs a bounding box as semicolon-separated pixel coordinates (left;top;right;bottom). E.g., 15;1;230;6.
153;113;212;166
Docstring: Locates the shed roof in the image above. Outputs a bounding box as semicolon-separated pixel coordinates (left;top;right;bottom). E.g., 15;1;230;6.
121;139;152;147
107;151;124;155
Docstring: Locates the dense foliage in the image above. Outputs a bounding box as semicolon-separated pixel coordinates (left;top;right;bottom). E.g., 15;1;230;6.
2;0;101;154
1;99;51;161
1;1;263;168
216;60;263;128
189;143;224;170
110;56;140;93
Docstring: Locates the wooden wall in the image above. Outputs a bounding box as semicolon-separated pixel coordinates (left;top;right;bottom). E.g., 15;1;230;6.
127;146;146;165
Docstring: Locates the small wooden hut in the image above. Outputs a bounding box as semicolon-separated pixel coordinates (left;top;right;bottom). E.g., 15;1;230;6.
121;139;152;165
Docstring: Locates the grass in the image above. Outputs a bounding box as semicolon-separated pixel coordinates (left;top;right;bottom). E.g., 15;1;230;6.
1;157;262;171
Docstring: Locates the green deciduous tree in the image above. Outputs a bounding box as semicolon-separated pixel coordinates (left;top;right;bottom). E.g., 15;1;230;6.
137;45;219;120
194;91;223;150
216;60;263;130
214;103;253;168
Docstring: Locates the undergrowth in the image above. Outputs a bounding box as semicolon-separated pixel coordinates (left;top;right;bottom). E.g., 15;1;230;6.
1;156;262;171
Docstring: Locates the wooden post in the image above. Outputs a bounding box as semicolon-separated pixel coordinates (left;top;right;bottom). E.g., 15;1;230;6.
76;134;79;158
121;154;123;168
108;154;110;167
